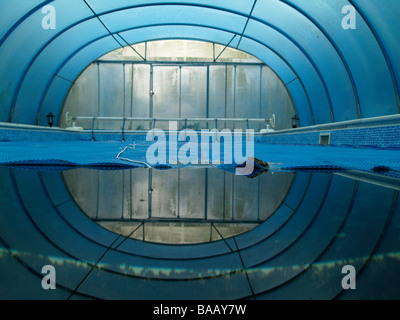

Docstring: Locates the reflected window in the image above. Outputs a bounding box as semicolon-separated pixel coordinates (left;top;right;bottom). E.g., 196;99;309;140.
63;167;294;244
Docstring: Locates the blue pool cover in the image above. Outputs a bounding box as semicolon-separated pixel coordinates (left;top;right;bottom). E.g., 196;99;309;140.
0;140;399;176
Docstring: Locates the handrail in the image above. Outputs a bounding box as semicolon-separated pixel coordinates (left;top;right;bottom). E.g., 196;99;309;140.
74;116;270;123
72;116;269;141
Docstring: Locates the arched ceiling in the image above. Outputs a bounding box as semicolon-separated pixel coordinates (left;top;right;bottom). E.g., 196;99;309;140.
0;0;399;127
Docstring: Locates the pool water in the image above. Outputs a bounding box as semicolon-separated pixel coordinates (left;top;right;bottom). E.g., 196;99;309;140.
0;164;399;299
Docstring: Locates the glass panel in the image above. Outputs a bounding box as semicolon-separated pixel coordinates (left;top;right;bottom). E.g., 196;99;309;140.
225;65;236;131
261;66;294;130
180;66;207;130
130;169;150;219
233;174;259;221
234;65;261;130
61;63;99;129
259;171;294;220
62;168;98;219
99;63;124;129
209;65;227;129
179;168;206;219
40;77;74;127
130;64;150;130
147;40;214;62
214;44;262;63
206;168;225;220
98;170;124;219
152;66;180;130
151;169;179;218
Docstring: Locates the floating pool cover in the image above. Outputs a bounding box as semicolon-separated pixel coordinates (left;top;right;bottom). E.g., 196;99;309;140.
0;140;399;177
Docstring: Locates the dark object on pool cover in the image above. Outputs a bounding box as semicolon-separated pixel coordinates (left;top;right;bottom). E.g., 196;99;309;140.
372;165;391;173
153;164;174;170
282;165;345;172
249;157;270;169
246;157;270;178
217;157;269;178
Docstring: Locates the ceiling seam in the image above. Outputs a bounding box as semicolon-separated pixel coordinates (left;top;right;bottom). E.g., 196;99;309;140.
82;0;145;61
236;0;258;50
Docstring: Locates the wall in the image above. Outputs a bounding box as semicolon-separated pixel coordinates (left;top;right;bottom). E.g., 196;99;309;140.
257;124;400;149
1;122;399;149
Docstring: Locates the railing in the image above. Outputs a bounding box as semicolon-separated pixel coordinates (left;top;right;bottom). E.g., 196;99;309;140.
70;116;273;141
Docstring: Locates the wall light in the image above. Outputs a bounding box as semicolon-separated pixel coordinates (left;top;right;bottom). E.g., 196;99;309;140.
46;112;55;128
291;115;300;128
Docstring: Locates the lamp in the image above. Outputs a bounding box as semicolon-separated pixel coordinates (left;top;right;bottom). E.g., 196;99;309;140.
291;114;300;128
46;112;55;128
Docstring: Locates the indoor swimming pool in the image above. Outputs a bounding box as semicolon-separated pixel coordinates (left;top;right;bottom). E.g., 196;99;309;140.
1;0;400;302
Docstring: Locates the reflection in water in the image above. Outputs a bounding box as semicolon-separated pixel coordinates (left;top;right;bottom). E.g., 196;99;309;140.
1;165;400;299
63;168;294;244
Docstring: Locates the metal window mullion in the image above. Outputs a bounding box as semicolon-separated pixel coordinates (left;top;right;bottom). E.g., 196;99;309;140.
259;65;262;131
231;175;235;222
148;169;152;220
149;64;154;130
130;63;134;129
123;63;126;118
122;63;126;140
257;174;261;222
177;169;181;219
204;168;208;221
206;65;210;130
96;170;100;220
179;65;182;122
225;64;228;128
223;172;226;221
213;43;216;62
233;65;237;130
130;169;133;220
121;170;125;220
97;62;101;130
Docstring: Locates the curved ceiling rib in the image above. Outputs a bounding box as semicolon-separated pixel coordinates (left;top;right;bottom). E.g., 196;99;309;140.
280;0;399;119
280;0;361;119
349;0;400;113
